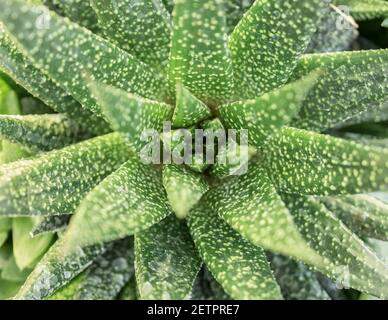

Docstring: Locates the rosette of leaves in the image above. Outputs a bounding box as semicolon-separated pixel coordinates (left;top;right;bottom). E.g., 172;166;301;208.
0;0;388;300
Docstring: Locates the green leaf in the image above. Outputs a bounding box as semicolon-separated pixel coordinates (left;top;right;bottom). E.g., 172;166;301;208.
0;132;132;216
284;195;388;298
169;0;234;103
228;0;329;99
12;217;53;270
89;82;173;151
172;83;212;128
0;217;12;232
1;255;31;282
47;272;87;300
0;31;108;134
63;156;172;251
135;215;201;300
0;231;8;248
207;164;328;269
263;127;388;195
118;275;137;300
0;114;86;152
14;237;104;300
30;215;70;237
320;195;388;241
0;0;165;116
187;198;283;300
163;164;209;219
291;50;388;132
269;254;331;300
91;0;171;70
0;279;22;300
0;77;20;115
334;0;388;20
218;72;320;147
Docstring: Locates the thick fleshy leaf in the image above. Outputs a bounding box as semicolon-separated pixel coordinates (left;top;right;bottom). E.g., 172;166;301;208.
0;0;165;116
172;83;212;128
135;215;201;300
47;272;87;300
89;82;173;151
218;72;320;147
0;77;20;115
320;195;388;241
63;156;172;251
0;114;85;152
0;133;132;216
291;50;388;132
263;127;388;195
0;279;22;300
269;254;331;300
187;199;283;300
30;215;71;237
169;0;234;103
14;238;104;300
228;0;329;99
207;164;327;269
0;217;12;233
334;0;388;20
91;0;171;69
284;195;388;298
1;255;31;282
343;103;388;126
0;31;108;134
12;217;53;270
0;231;8;248
162;164;209;219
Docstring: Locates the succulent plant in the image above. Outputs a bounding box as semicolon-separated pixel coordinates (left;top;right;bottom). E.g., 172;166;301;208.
0;0;388;300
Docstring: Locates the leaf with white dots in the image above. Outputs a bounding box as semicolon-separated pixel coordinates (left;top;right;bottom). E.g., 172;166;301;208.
91;0;171;70
0;0;165;116
291;50;388;132
284;195;388;299
169;0;234;103
218;72;320;147
135;215;201;300
172;83;212;128
0;133;132;217
187;198;283;300
228;0;329;99
334;0;388;20
163;164;209;219
31;215;70;237
264;127;388;195
320;195;388;241
63;156;172;251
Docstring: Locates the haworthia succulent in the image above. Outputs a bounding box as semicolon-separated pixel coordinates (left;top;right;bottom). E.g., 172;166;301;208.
0;218;12;233
263;127;388;195
89;82;173;152
1;255;31;282
0;0;165;115
269;254;331;300
291;50;388;132
207;164;327;269
0;30;108;134
284;195;388;298
0;77;19;115
63;156;172;251
334;0;388;20
228;0;329;99
187;199;283;300
30;215;71;237
0;279;22;300
320;195;388;241
172;83;212;128
0;133;132;216
14;237;104;300
91;0;171;70
0;114;85;152
162;164;209;219
169;0;234;103
135;215;201;300
12;217;53;270
218;72;320;148
47;272;87;300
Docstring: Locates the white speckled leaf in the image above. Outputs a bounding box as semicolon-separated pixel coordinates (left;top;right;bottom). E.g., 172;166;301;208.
218;72;320;147
284;195;388;299
91;0;171;70
321;195;388;241
30;215;70;237
264;127;388;195
0;133;132;216
135;215;201;300
63;156;172;250
169;0;234;103
163;164;209;220
229;0;329;99
0;0;165;116
334;0;388;20
187;198;283;300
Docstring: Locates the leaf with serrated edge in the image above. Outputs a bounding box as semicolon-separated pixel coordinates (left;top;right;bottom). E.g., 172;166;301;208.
136;215;201;300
